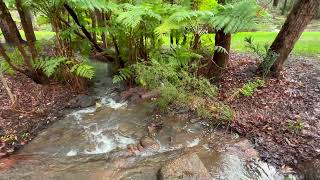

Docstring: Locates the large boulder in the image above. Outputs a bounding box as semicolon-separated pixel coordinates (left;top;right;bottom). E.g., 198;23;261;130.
158;153;210;180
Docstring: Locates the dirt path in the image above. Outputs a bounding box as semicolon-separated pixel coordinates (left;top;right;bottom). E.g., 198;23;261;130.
220;53;320;169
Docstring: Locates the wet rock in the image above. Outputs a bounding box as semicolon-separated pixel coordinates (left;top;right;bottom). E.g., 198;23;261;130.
300;159;320;180
227;139;259;160
106;149;134;161
140;136;160;151
68;95;96;108
159;153;210;180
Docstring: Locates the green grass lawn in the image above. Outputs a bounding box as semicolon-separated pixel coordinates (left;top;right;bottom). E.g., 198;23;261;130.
2;31;319;57
231;32;320;56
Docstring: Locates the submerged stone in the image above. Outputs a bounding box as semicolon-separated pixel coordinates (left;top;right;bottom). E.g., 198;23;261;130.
159;153;210;180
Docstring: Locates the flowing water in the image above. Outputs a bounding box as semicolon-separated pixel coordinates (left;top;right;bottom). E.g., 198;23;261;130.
0;62;285;180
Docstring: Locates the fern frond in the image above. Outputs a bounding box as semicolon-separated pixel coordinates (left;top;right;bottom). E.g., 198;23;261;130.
71;63;95;79
112;67;133;83
209;0;262;33
214;46;228;54
33;56;67;77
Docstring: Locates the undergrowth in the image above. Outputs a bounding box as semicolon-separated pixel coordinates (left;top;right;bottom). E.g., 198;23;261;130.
113;46;233;123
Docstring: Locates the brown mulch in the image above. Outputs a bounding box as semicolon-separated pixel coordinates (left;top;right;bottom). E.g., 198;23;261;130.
0;73;76;157
220;53;320;168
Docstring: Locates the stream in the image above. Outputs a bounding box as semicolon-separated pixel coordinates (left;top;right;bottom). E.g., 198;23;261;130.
0;62;286;180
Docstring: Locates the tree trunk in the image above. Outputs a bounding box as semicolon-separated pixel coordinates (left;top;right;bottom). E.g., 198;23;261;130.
0;6;24;45
0;0;33;71
96;10;107;48
192;33;201;50
0;18;13;44
281;0;288;15
209;30;231;78
90;11;97;44
64;4;104;52
15;0;37;59
268;0;320;75
273;0;279;7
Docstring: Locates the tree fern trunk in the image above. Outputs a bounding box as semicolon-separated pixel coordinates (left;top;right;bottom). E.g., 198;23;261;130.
273;0;279;7
90;11;97;44
210;30;231;78
96;11;107;49
16;0;38;59
0;5;24;45
0;0;34;74
192;33;201;50
281;0;288;15
268;0;320;76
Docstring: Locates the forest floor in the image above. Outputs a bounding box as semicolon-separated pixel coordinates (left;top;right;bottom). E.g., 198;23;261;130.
0;73;76;157
220;53;320;169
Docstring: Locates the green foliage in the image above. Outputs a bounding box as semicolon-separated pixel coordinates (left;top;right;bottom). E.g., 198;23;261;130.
209;0;263;34
33;56;95;79
239;79;265;97
197;0;218;11
112;46;232;122
70;62;95;79
259;51;278;77
0;49;24;75
112;67;133;84
287;121;304;135
116;3;161;29
33;56;67;77
244;36;279;77
216;103;234;122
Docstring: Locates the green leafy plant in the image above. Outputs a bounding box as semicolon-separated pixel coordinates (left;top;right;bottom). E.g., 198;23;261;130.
239;78;265;97
33;56;95;79
244;36;279;77
33;56;68;77
287;121;304;135
70;62;95;79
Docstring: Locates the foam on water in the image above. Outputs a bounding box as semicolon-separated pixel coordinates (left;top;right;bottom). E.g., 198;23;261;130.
101;97;127;109
66;149;78;156
68;107;96;121
187;138;200;147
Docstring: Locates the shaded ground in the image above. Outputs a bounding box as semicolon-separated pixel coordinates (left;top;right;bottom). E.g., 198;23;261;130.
219;53;320;168
0;73;76;157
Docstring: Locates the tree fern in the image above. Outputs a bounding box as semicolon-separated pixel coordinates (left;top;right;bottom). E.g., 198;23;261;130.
33;56;67;77
112;67;133;83
70;63;95;79
116;3;161;29
209;0;264;34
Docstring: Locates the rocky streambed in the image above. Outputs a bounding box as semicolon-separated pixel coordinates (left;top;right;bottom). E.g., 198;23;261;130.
0;61;293;180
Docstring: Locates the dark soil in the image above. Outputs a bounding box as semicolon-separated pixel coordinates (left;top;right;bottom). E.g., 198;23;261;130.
219;53;320;169
0;73;76;157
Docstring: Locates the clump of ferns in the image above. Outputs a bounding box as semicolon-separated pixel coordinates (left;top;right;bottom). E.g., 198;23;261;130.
32;56;95;91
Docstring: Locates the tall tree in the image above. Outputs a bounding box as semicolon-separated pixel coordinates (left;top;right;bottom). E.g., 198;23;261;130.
0;0;38;81
0;2;24;45
281;0;288;15
15;0;37;59
273;0;279;7
267;0;320;75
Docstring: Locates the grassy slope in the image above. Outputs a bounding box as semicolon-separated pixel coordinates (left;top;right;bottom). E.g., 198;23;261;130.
231;32;320;56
